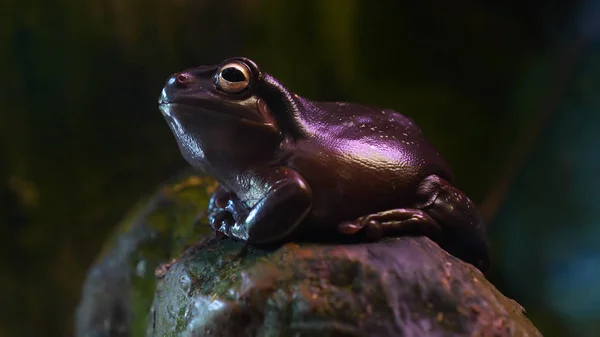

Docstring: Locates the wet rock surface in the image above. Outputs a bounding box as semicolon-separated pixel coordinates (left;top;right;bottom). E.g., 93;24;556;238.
148;236;541;337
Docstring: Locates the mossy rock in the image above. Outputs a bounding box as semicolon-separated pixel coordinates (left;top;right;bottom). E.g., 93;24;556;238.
76;169;217;337
76;170;541;337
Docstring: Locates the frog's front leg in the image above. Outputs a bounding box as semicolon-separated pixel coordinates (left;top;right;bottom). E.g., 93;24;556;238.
217;167;313;244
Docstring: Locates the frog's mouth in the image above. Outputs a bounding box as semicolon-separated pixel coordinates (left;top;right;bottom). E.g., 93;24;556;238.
159;101;271;127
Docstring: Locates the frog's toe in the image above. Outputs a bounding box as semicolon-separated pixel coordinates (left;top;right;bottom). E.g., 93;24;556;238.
209;210;234;234
338;221;364;235
338;208;442;241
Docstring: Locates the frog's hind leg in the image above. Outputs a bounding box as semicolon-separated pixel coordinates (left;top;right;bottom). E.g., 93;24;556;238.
413;174;490;272
338;208;442;241
337;174;490;272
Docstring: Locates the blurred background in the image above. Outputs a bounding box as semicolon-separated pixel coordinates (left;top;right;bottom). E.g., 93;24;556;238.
1;0;599;336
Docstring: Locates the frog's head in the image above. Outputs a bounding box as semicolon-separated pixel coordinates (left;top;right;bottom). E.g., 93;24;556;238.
159;57;297;172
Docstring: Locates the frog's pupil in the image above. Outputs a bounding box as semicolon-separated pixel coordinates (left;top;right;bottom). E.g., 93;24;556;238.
222;67;246;82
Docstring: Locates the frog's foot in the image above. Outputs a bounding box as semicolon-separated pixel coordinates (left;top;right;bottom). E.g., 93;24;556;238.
338;208;442;241
212;167;312;244
206;184;240;234
208;208;235;232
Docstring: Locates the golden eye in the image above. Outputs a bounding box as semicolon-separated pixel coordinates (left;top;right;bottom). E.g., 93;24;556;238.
216;62;251;93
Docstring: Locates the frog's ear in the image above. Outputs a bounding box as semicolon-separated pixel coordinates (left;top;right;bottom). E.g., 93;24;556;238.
257;73;306;140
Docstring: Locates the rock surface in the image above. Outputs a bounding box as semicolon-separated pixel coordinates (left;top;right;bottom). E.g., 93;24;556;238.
76;170;542;337
147;237;541;337
76;170;217;337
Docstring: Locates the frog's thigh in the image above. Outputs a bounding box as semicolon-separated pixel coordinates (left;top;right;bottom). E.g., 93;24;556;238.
415;174;490;272
415;174;485;236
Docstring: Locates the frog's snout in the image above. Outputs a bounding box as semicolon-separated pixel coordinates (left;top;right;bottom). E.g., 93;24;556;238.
159;72;196;105
165;72;195;90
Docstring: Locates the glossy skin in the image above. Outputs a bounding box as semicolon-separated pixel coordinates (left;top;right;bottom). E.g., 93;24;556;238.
159;57;490;272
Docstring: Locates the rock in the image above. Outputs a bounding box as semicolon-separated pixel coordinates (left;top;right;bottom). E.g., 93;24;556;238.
76;170;541;337
147;236;541;337
76;170;218;337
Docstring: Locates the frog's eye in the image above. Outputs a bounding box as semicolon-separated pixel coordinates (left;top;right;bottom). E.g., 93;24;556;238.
216;62;251;94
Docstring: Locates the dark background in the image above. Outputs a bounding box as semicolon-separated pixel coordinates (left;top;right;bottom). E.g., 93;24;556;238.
1;0;599;336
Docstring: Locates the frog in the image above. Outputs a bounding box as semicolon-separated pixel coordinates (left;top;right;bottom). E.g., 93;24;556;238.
158;57;490;272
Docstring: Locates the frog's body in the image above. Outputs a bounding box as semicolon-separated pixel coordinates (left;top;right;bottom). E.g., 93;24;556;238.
278;100;452;225
159;57;490;272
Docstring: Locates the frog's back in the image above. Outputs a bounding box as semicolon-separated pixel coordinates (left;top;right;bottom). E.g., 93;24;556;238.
296;100;453;182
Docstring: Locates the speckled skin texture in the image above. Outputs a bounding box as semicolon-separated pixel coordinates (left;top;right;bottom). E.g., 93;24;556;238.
159;57;489;271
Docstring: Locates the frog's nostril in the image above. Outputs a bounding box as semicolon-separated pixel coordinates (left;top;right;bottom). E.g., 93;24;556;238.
175;73;192;88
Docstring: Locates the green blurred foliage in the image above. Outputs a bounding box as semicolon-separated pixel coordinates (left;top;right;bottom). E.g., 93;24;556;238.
0;0;585;336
